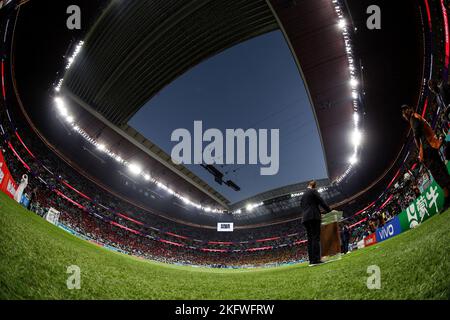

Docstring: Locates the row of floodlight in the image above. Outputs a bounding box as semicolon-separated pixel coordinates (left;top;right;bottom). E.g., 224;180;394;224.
54;96;223;214
332;0;364;184
53;41;225;214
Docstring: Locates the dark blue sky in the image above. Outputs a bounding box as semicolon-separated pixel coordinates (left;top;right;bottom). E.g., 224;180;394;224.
129;30;327;203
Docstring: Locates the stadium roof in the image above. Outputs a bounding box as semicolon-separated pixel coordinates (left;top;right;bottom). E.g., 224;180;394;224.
59;0;281;208
63;0;278;126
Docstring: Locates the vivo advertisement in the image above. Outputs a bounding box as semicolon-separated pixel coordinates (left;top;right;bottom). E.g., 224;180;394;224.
375;216;402;243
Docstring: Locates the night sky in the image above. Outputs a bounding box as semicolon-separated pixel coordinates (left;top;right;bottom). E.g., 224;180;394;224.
129;30;327;203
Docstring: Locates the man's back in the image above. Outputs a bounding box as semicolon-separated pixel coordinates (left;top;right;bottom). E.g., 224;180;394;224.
300;188;331;223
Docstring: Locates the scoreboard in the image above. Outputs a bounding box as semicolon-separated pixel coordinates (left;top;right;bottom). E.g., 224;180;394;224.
217;222;234;232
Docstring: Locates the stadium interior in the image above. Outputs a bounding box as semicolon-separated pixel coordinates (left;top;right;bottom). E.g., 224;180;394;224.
0;0;449;301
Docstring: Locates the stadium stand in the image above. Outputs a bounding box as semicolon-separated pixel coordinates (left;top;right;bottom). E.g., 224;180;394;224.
1;95;448;267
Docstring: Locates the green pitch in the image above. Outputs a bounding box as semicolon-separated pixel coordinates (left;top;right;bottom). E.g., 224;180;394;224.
0;192;449;300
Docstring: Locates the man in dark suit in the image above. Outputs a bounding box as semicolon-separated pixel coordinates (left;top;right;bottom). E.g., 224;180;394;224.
300;180;332;266
340;224;351;254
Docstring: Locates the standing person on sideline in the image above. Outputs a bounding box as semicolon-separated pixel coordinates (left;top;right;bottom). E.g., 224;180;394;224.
428;79;450;144
341;224;351;254
401;104;450;211
428;79;450;110
300;180;332;266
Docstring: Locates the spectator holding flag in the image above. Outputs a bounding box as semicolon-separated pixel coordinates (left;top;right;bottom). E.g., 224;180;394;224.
401;104;450;211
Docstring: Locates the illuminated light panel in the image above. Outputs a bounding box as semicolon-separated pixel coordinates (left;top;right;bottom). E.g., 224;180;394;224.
348;217;368;229
15;131;35;158
116;213;144;226
128;163;142;175
7;142;31;171
51;97;224;214
351;129;362;147
97;144;106;152
65;41;84;70
441;0;449;68
331;0;363;183
1;60;6;100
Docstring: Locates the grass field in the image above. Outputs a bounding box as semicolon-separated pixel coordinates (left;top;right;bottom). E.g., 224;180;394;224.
0;192;449;300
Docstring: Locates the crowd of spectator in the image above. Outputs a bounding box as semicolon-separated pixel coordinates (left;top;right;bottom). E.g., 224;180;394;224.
1;70;449;266
0;112;312;266
343;74;450;244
